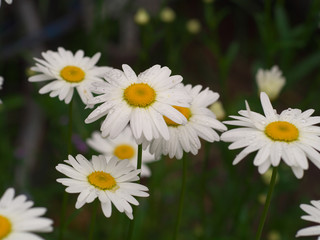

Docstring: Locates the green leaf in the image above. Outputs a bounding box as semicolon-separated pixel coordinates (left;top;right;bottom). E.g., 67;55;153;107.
275;4;290;40
223;41;239;71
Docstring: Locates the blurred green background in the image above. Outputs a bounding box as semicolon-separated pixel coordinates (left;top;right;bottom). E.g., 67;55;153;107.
1;0;320;239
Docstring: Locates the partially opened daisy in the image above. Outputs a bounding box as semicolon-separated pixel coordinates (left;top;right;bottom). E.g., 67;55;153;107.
28;47;111;106
296;200;320;239
149;84;227;159
87;126;157;177
0;0;12;7
256;65;286;101
85;64;192;142
56;154;149;219
0;188;53;240
221;92;320;178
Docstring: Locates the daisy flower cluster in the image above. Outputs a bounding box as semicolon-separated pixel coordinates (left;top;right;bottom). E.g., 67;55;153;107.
28;49;227;165
27;47;229;220
85;65;226;158
0;1;318;238
26;44;320;239
0;188;53;239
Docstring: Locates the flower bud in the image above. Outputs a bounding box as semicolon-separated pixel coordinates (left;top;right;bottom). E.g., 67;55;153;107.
134;8;150;25
209;101;226;120
160;7;175;23
256;65;285;101
186;19;201;34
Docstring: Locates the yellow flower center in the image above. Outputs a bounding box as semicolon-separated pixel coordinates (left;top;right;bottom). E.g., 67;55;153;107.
124;83;156;107
114;144;135;160
60;66;85;83
88;171;117;190
163;106;191;126
0;215;11;239
264;121;299;142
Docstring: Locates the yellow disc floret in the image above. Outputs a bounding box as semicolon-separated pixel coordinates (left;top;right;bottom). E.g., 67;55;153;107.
124;83;156;107
265;121;299;142
88;171;117;190
60;66;85;83
0;215;11;238
114;144;135;160
164;106;191;126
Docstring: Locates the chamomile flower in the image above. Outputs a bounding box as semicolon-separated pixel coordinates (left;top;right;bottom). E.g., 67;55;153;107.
149;84;227;159
0;76;3;104
28;47;111;106
85;64;192;142
221;92;320;178
0;0;12;7
0;188;53;240
56;154;149;219
87;127;157;177
296;200;320;239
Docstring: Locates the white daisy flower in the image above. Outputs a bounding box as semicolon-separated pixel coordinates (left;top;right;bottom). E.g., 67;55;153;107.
87;127;157;177
149;84;227;159
0;0;12;7
85;64;192;142
0;188;53;240
221;92;320;178
296;200;320;239
56;154;149;219
0;76;3;104
28;47;111;106
256;65;286;101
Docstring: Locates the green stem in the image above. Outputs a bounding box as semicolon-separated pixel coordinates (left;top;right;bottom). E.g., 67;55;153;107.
66;208;83;227
126;144;143;240
67;99;73;155
173;154;187;240
58;100;73;240
88;200;99;240
255;166;278;240
58;192;69;240
264;0;272;23
137;144;142;177
200;142;211;239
